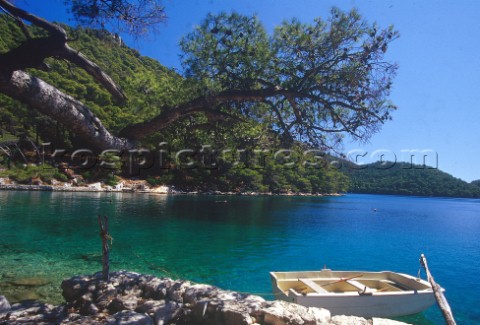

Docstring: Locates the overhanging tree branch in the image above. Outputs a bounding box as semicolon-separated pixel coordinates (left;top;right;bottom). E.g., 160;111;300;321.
0;4;398;152
0;71;133;151
0;0;126;102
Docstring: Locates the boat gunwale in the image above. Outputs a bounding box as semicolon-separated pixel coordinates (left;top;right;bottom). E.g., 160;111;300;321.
270;270;436;298
285;288;434;297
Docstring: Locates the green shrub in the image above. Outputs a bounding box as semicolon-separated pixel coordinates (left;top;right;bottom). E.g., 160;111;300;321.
104;175;119;186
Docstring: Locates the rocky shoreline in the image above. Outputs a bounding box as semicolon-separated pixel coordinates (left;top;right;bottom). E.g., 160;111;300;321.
0;271;408;325
0;182;343;197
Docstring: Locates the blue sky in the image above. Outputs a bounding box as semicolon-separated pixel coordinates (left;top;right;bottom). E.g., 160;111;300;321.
15;0;480;182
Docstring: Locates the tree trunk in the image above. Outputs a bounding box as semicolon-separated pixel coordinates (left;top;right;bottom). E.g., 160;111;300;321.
420;254;456;325
0;71;134;151
98;215;110;282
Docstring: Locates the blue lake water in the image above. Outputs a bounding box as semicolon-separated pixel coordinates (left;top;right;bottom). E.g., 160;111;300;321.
0;192;479;324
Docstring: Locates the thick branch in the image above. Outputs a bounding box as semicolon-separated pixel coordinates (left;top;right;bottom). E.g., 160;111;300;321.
0;0;126;102
118;88;283;139
118;86;367;140
0;37;64;71
0;0;66;39
0;71;133;151
61;45;127;102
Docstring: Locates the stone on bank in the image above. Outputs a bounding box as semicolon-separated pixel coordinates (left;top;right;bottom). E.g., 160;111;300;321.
0;271;410;324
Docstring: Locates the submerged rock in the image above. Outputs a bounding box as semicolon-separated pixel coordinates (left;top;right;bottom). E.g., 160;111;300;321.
9;277;50;287
9;289;40;302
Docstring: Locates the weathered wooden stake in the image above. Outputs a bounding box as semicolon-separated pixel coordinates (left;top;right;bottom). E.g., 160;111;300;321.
97;215;110;281
420;254;456;325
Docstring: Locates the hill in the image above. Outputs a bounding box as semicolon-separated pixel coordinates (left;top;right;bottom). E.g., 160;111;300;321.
1;16;476;198
344;161;480;198
0;16;348;194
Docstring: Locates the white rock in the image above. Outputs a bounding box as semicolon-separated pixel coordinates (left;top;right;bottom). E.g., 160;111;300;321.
88;182;102;190
330;315;370;325
154;301;181;325
107;310;153;325
151;185;170;193
373;317;412;325
221;302;254;325
0;295;11;314
136;300;165;314
262;300;330;325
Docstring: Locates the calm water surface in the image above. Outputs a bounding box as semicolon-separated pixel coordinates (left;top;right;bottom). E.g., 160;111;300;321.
0;192;479;324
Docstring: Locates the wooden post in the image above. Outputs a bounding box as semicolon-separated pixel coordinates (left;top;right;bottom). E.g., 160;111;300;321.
420;254;456;325
98;215;110;282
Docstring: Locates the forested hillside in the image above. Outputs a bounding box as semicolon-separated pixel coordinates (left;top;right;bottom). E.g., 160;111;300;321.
2;16;478;198
345;161;480;198
0;16;349;194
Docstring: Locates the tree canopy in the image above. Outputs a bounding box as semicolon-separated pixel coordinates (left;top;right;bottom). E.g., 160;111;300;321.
67;0;166;35
181;10;398;149
0;0;398;152
0;16;350;194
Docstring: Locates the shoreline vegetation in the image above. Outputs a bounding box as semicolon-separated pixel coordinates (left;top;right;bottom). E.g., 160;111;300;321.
0;178;343;197
1;21;478;199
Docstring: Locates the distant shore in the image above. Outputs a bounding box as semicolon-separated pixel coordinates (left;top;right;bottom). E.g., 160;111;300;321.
0;183;343;197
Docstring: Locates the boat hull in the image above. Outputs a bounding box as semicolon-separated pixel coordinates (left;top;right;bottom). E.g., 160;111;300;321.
270;270;438;318
290;290;435;318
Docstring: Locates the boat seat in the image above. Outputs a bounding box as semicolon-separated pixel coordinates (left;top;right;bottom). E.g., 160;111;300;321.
298;278;328;293
346;280;373;294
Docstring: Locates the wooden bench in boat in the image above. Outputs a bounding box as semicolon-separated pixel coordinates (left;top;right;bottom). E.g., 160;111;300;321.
346;280;367;290
298;278;329;293
346;280;374;294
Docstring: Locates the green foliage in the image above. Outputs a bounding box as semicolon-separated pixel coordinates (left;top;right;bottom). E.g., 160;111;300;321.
100;151;122;174
345;162;480;198
104;175;120;186
180;9;398;148
54;172;69;182
0;13;356;194
181;12;271;89
470;179;480;187
0;164;62;184
67;0;166;36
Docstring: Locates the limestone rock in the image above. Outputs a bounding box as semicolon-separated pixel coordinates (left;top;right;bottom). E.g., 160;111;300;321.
142;277;168;300
107;310;154;325
80;302;99;315
372;317;412;325
154;301;182;325
262;300;331;325
0;295;11;314
108;294;138;313
61;275;92;302
135;300;166;314
331;315;371;325
221;302;254;325
6;301;55;322
59;314;106;325
166;280;191;303
0;271;411;325
183;284;217;304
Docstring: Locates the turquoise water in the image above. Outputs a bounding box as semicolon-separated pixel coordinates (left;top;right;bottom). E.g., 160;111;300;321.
0;192;479;324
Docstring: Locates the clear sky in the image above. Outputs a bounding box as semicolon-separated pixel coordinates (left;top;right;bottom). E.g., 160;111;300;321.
15;0;480;182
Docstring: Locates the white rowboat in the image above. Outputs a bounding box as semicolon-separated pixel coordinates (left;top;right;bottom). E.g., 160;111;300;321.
270;269;439;318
